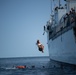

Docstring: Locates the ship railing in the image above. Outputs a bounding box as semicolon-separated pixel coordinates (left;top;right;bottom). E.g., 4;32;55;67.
49;13;76;40
55;12;76;33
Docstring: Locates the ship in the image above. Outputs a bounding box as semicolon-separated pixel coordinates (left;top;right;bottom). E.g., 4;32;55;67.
44;0;76;64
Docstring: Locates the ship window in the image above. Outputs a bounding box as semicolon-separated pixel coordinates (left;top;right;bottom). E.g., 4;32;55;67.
49;31;52;35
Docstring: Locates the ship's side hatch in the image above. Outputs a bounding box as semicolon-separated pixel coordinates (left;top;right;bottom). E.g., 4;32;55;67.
49;31;52;40
73;26;76;41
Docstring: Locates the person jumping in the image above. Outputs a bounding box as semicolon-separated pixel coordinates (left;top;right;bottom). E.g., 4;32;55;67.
36;40;44;53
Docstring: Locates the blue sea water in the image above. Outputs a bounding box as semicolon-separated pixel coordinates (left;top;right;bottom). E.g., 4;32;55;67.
0;57;76;75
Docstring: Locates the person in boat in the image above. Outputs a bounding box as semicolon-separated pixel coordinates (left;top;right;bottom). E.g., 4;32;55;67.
16;65;26;69
36;40;44;53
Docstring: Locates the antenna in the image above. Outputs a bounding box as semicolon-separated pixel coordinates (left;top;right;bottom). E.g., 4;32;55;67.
59;0;61;8
50;0;53;15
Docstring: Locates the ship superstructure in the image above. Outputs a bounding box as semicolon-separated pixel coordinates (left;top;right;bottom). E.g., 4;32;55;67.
44;0;76;64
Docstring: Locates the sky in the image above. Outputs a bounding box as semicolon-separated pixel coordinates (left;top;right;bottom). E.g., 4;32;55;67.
0;0;65;58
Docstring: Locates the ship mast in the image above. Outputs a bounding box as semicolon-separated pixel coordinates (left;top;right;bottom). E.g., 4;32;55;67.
51;0;52;15
59;0;61;8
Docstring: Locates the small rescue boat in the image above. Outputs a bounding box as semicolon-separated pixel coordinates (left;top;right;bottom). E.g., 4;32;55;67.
16;66;26;69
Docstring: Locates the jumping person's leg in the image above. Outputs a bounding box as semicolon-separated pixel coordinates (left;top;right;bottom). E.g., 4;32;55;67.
41;45;44;53
38;44;44;53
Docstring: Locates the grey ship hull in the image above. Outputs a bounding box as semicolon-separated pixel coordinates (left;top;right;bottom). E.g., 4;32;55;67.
45;0;76;65
48;26;76;64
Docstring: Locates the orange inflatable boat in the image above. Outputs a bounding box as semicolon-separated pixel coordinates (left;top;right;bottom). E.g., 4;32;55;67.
16;66;26;69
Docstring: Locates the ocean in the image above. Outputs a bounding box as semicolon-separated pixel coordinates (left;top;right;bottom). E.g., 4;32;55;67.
0;56;76;75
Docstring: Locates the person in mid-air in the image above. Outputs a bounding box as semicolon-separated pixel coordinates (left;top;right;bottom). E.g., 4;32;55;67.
36;40;44;53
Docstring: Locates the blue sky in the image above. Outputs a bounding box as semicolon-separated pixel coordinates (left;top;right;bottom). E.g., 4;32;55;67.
0;0;65;58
